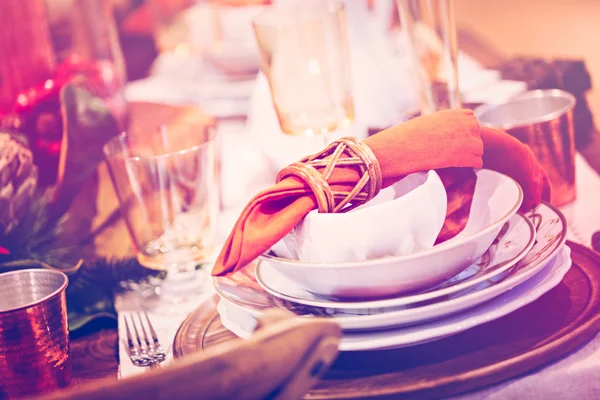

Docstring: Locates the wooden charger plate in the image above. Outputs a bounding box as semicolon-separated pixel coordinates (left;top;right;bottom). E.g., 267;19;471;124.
174;241;600;399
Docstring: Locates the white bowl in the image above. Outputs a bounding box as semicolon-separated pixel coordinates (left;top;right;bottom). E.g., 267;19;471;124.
260;169;523;299
271;170;447;262
205;44;260;76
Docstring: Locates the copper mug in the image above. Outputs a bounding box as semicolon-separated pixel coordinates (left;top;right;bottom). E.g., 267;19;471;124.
0;269;70;398
474;89;577;207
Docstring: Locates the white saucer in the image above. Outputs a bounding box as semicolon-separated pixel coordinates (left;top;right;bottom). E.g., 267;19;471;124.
219;245;572;351
257;213;538;309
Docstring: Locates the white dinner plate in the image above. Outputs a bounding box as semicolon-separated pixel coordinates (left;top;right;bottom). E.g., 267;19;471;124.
218;245;572;351
257;213;536;310
214;203;566;331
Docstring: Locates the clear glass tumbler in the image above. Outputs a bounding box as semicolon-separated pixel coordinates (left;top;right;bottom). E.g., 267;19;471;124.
397;0;461;114
252;0;354;138
104;124;219;314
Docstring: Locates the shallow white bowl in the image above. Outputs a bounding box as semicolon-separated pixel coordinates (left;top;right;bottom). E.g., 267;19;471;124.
260;169;523;299
205;44;260;76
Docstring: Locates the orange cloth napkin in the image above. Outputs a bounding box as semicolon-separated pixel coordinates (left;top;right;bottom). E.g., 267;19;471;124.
212;109;550;276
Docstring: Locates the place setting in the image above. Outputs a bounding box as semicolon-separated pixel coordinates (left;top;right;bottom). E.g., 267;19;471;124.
170;25;583;387
172;109;587;397
168;0;598;397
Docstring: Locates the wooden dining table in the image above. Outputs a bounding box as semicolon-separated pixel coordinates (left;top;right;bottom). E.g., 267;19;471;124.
66;0;600;393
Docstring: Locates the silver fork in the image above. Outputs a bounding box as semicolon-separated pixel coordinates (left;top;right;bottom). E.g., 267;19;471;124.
124;311;167;367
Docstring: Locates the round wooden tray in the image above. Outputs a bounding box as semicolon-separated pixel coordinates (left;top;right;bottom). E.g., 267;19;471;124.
174;241;600;399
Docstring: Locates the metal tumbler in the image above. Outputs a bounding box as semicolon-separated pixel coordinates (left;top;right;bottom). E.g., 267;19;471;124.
0;269;70;398
475;89;577;207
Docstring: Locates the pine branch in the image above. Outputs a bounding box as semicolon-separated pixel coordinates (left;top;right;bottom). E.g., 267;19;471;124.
66;257;162;331
0;191;164;332
77;257;164;295
0;189;81;271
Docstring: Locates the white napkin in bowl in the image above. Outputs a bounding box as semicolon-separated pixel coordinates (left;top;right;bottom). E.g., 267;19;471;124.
271;170;447;262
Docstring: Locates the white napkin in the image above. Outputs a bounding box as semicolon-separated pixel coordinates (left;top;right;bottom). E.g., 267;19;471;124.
271;170;447;262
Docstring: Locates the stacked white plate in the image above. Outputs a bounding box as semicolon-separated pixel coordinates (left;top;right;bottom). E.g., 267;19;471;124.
213;172;570;351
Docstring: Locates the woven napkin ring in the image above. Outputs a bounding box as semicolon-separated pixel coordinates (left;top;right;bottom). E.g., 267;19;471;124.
276;137;382;213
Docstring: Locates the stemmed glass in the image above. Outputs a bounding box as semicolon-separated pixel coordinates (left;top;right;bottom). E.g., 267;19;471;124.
252;0;354;146
103;123;219;314
397;0;461;114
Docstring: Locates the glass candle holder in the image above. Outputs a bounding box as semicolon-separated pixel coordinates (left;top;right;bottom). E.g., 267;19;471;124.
397;0;461;114
252;0;354;138
104;123;220;314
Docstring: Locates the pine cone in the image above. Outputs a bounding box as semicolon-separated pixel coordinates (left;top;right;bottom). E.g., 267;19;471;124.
0;133;38;235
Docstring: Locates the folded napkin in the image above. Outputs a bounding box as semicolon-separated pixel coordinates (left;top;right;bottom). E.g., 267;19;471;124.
212;109;550;276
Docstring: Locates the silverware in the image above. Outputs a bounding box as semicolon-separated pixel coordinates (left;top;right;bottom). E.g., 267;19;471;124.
124;312;166;367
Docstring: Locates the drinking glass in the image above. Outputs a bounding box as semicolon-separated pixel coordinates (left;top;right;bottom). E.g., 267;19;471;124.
252;0;354;140
397;0;461;114
104;124;219;314
0;269;70;398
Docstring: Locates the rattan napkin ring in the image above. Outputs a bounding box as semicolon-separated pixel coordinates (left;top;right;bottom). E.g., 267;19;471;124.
276;137;382;213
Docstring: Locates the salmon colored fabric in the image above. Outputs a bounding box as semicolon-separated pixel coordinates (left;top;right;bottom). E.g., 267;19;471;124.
480;125;551;208
212;109;550;276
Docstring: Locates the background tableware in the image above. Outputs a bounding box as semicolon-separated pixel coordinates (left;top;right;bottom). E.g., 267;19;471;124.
0;269;70;398
261;169;523;299
271;170;447;262
205;2;263;75
148;0;208;56
397;0;460;114
219;245;571;350
47;0;129;125
252;0;354;139
474;89;576;207
260;212;536;309
104;123;219;314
